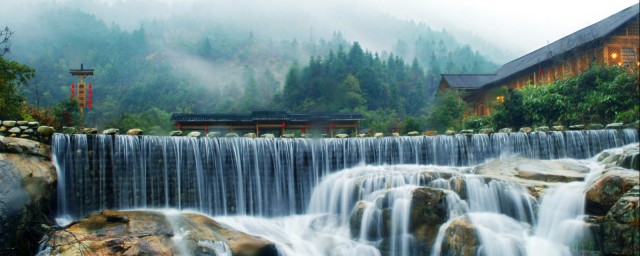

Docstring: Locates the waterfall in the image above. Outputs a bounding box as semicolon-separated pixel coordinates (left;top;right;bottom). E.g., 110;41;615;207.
50;129;638;255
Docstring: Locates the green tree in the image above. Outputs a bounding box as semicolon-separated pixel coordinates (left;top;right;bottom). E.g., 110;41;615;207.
426;89;465;132
491;88;529;129
0;27;35;120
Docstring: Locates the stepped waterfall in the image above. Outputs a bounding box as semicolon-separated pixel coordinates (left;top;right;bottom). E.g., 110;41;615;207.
52;129;638;255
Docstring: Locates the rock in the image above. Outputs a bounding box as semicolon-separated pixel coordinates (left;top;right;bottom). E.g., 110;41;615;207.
2;121;16;127
169;130;182;136
281;134;294;138
16;121;28;126
605;123;624;129
44;210;279;256
36;126;55;136
102;128;119;135
27;122;39;127
445;130;456;135
260;133;275;139
407;131;420;136
615;145;639;170
82;128;98;134
519;127;532;133
335;134;349;138
62;126;76;134
424;131;438;136
552;125;565;131
588;123;604;130
0;126;5;132
225;133;239;138
357;134;366;137
569;124;585;130
535;126;550;132
187;131;201;137
411;187;450;253
8;127;21;134
624;120;639;129
479;128;494;134
19;134;30;139
601;185;639;256
585;169;639;215
374;133;384;138
206;132;221;137
19;126;28;130
391;132;400;137
0;138;56;254
438;216;480;256
498;128;513;133
460;129;474;135
126;128;144;135
244;133;256;138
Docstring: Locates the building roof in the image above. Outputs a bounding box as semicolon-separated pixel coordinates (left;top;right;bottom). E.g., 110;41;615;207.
440;74;497;89
171;111;364;123
440;3;639;90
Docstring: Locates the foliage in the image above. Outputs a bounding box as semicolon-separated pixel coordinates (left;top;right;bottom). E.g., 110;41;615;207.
493;64;639;127
462;115;491;130
104;107;175;133
0;27;35;120
402;116;422;133
425;89;465;132
52;99;81;128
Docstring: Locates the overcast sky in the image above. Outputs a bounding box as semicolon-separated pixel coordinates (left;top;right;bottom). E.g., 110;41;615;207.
3;0;639;56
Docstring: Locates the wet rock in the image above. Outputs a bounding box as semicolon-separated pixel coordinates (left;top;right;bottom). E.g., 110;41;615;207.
83;127;98;134
445;130;456;135
2;121;16;127
615;145;639;170
169;130;182;136
460;129;474;135
37;126;55;136
357;134;366;137
552;125;565;131
479;128;494;134
207;132;221;137
374;133;384;138
391;132;400;137
187;131;201;137
498;128;512;133
585;169;639;215
605;123;624;129
126;128;143;135
281;134;294;138
407;131;420;136
569;124;585;130
519;127;532;133
601;185;639;256
411;187;449;253
260;133;275;139
27;121;39;127
244;133;256;138
624;121;639;129
0;138;56;254
225;133;239;138
19;126;28;130
102;128;119;135
424;131;438;136
535;126;549;132
16;121;28;126
44;210;279;256
63;126;77;134
8;127;21;133
438;216;480;256
335;133;349;138
22;129;34;134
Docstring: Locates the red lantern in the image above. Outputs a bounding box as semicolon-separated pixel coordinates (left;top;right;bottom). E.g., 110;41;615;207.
88;99;92;103
331;122;335;129
89;84;92;89
71;88;75;93
71;83;74;89
178;124;182;129
282;122;286;127
301;128;306;133
88;104;92;108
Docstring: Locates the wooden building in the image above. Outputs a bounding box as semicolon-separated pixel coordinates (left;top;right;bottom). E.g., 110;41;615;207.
439;4;639;117
171;111;363;137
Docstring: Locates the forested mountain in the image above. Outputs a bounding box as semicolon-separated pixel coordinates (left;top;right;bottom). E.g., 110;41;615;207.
6;5;501;132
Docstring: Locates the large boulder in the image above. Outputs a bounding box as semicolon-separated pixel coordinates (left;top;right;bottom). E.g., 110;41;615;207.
187;131;201;137
410;187;449;253
585;169;639;215
600;185;640;256
126;128;144;135
102;128;119;135
437;216;480;256
407;131;420;136
36;126;55;136
43;210;279;256
0;137;56;255
2;121;16;127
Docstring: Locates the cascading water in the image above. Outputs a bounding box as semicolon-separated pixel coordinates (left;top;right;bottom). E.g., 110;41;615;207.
50;129;638;255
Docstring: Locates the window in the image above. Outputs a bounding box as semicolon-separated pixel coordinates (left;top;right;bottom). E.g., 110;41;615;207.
608;47;622;65
496;96;505;103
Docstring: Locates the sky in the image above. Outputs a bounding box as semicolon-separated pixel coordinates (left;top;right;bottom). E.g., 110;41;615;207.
2;0;638;57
